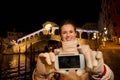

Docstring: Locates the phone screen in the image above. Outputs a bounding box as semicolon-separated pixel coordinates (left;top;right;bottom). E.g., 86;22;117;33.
58;55;80;69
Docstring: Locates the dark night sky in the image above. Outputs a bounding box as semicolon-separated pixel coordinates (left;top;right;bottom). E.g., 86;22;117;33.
0;0;102;35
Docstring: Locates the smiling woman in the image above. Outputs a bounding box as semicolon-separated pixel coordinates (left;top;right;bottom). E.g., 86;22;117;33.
32;19;114;80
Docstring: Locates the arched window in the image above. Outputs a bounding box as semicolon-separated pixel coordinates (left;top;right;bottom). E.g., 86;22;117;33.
81;32;88;39
55;29;59;35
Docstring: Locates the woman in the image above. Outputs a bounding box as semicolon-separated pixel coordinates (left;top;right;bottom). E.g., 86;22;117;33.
32;19;114;80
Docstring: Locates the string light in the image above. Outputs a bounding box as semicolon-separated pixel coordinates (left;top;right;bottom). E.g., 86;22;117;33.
17;27;99;43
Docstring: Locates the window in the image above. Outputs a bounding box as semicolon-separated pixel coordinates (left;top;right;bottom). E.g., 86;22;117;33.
81;32;88;39
55;29;59;35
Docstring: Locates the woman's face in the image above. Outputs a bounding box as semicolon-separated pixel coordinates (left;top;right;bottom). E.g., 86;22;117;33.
60;24;77;42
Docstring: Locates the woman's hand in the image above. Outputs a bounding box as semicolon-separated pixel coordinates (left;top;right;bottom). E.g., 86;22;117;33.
38;52;55;65
78;45;104;74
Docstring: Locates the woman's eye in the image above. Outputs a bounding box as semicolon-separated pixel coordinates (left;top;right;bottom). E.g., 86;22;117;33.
70;31;74;33
62;31;67;34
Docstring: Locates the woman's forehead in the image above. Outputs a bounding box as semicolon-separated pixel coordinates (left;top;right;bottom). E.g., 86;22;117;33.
61;24;74;29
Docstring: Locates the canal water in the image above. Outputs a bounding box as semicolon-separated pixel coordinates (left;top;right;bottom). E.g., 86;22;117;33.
0;53;37;80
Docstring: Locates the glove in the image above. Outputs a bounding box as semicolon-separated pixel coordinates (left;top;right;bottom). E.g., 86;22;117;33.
78;45;104;74
32;51;56;80
39;51;55;65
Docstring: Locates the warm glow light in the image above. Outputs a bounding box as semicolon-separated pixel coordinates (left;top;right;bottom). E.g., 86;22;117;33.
105;30;108;34
44;24;52;30
104;27;106;30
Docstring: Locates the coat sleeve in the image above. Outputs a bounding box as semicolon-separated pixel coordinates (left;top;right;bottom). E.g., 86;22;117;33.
32;54;55;80
92;64;114;80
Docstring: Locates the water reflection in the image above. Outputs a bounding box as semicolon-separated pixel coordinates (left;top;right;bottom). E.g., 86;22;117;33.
1;53;32;80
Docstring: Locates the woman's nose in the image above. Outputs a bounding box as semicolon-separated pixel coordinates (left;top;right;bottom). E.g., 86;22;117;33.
66;33;70;36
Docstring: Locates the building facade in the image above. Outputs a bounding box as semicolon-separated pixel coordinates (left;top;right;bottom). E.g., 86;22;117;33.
98;0;120;43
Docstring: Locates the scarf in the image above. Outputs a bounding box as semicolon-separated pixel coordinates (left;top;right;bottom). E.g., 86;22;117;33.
61;39;79;54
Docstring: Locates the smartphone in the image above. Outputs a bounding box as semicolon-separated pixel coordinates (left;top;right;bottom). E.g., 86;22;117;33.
54;54;85;70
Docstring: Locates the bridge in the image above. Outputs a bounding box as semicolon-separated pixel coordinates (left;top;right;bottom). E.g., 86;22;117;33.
5;26;99;53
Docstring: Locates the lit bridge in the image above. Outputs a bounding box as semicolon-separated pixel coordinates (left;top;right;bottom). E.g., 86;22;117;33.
9;27;99;53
